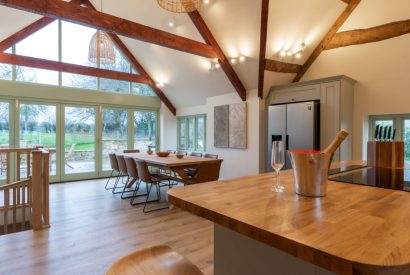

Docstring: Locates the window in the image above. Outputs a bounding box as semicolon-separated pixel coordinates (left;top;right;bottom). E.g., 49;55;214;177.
1;20;157;97
369;114;410;165
178;114;206;152
134;111;157;152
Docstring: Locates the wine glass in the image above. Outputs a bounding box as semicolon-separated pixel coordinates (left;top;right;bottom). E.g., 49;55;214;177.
271;141;285;192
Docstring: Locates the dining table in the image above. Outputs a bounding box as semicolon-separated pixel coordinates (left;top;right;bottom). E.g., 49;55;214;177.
123;152;223;185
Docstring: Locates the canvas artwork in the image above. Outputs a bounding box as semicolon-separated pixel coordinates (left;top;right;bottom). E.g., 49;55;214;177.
229;102;247;149
214;105;229;148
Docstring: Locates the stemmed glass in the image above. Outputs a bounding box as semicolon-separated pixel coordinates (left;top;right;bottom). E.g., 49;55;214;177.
271;141;285;192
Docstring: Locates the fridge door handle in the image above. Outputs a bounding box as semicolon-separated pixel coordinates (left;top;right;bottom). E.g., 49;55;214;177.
286;135;289;150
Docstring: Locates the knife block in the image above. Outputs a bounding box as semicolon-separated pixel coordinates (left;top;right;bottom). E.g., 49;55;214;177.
367;141;404;168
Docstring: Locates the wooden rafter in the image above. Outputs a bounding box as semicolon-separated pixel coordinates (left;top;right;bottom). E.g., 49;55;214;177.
0;0;177;115
188;10;247;101
326;19;410;50
0;17;54;52
0;0;217;59
82;0;176;114
0;53;150;83
293;0;361;82
258;0;269;99
265;59;302;73
340;0;351;4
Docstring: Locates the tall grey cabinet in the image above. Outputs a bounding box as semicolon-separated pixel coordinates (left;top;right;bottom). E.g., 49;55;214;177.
267;75;356;163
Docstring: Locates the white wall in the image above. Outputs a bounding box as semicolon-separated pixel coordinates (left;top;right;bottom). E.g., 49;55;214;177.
164;90;264;179
160;102;177;151
302;34;410;159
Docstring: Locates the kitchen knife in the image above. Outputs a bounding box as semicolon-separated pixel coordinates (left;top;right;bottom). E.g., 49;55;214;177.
374;125;380;140
378;126;384;140
383;126;388;141
392;128;396;141
387;126;392;141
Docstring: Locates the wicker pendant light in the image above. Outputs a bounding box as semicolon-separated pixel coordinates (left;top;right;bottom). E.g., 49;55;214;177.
88;30;116;65
157;0;203;13
88;0;116;65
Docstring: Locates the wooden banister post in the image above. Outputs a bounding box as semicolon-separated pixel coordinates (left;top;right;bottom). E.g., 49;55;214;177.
31;150;42;230
42;152;50;228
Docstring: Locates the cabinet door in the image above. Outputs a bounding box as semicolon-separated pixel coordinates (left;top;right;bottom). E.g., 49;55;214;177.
270;84;321;104
320;81;341;161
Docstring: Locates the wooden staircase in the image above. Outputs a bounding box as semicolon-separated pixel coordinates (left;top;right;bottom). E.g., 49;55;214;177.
0;148;50;235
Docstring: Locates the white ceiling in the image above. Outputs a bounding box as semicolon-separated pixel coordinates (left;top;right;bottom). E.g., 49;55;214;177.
0;0;409;108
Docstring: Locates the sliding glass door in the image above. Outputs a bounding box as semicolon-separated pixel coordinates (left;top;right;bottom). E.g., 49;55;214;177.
63;106;97;178
102;108;128;171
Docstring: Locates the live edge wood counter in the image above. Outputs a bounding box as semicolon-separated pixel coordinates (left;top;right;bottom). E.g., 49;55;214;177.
168;169;410;275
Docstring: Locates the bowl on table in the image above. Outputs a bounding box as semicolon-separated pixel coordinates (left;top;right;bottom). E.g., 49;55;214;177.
176;154;184;159
156;151;170;157
147;150;153;155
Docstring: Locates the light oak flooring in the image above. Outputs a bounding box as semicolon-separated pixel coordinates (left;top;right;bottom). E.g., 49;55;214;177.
0;178;214;275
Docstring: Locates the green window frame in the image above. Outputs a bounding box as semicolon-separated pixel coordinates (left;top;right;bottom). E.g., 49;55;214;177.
177;114;206;152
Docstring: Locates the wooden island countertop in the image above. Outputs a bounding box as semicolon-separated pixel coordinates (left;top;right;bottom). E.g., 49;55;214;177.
168;166;410;275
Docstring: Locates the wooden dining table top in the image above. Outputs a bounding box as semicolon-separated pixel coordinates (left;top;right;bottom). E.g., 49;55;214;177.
168;161;410;275
123;152;222;168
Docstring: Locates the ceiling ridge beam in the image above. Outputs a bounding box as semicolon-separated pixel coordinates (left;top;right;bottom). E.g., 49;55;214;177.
0;52;151;84
0;0;218;59
82;0;176;115
188;10;247;101
0;17;55;52
258;0;270;99
326;19;410;50
293;0;361;82
265;59;302;73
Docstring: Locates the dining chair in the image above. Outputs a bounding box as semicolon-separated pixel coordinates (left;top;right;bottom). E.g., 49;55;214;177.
123;149;140;153
105;153;120;190
190;152;203;157
135;160;173;213
112;155;132;194
184;152;204;177
122;157;147;200
106;245;203;275
204;153;218;159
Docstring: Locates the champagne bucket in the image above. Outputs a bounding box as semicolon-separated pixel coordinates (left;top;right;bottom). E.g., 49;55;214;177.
289;151;331;197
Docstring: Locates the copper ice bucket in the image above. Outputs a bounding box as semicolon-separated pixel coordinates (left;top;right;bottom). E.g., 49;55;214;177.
289;150;331;197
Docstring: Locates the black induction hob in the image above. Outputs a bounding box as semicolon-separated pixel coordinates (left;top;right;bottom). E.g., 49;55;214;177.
330;167;410;192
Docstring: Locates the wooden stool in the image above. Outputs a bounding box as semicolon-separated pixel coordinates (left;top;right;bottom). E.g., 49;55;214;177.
106;246;203;275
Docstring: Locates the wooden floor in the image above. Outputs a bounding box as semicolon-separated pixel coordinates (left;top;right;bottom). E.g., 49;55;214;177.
0;179;214;274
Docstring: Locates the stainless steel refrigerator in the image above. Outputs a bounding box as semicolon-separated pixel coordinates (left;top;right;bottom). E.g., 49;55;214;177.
267;101;320;171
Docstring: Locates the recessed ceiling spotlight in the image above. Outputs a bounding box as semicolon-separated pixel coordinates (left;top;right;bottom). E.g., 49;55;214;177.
295;53;302;59
230;58;238;65
156;82;165;88
280;51;286;57
204;0;211;4
168;17;176;28
239;55;246;63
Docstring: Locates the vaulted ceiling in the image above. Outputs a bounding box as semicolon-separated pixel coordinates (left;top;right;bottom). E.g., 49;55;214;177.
0;0;409;108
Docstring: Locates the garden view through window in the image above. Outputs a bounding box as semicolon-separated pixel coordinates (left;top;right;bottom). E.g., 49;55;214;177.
178;114;206;152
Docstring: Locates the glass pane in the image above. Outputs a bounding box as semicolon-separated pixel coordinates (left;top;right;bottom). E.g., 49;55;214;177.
19;104;57;176
375;120;393;128
102;109;128;170
0;102;10;180
100;78;130;94
132;83;157;96
16;66;59;86
64;106;96;174
134;111;156;152
100;47;131;73
196;116;205;151
61;21;96;67
179;119;186;149
62;73;97;90
0;48;12;80
15;20;58;61
187;117;195;150
404;120;410;167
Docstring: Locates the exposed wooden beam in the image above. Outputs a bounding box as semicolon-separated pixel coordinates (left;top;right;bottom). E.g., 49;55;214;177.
0;0;218;59
0;17;55;52
83;0;176;115
340;0;351;4
258;0;270;99
188;11;247;101
0;53;150;84
265;59;302;73
326;19;410;50
293;0;361;82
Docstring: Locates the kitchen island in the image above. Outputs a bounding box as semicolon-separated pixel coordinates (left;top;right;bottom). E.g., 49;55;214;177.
168;166;410;275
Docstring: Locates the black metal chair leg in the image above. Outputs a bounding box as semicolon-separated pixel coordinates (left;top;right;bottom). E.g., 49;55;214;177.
142;182;170;213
